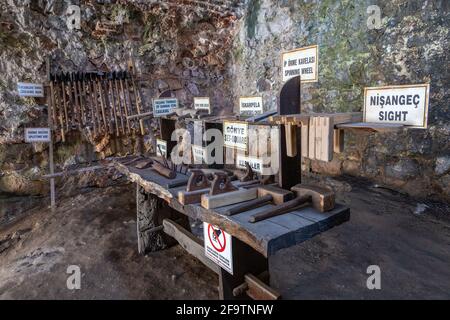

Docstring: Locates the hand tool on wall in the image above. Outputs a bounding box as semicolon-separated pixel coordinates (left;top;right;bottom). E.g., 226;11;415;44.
99;73;113;134
70;72;82;129
126;69;145;135
113;71;126;135
118;71;131;133
58;73;69;131
85;73;98;136
249;184;335;223
95;73;109;134
76;72;86;126
49;74;65;141
107;72;120;136
224;185;293;216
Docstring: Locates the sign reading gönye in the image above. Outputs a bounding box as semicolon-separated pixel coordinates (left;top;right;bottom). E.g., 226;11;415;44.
282;45;318;82
364;84;430;128
223;121;248;151
153;98;178;117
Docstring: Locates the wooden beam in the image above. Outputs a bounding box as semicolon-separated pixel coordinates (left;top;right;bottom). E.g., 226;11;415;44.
201;188;257;209
333;129;344;153
308;116;316;159
162;219;219;274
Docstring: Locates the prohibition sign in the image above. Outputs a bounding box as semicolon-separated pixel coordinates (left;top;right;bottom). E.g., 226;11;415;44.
207;224;226;253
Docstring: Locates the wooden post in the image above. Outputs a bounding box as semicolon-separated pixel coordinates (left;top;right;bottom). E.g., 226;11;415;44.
46;58;56;210
278;75;302;190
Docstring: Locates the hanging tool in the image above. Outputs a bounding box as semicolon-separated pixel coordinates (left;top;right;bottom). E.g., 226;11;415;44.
49;74;65;142
95;73;108;134
249;184;335;223
58;73;69;131
118;71;131;133
126;68;145;135
107;72;120;136
113;71;126;135
71;72;82;129
76;71;86;126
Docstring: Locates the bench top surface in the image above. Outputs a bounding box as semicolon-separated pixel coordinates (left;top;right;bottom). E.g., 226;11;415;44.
114;158;349;257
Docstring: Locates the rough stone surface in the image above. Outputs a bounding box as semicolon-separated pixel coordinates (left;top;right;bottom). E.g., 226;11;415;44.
232;0;450;201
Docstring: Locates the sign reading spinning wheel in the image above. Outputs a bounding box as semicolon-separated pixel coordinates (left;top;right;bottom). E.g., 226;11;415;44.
282;45;318;82
203;222;233;274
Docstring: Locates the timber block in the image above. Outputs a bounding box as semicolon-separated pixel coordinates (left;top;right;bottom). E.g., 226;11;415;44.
201;188;258;210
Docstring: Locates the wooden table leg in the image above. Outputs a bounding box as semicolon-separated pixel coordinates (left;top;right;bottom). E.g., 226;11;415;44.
218;236;268;300
136;184;189;254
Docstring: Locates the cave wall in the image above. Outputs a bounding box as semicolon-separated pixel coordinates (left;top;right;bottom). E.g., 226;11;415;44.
231;0;449;201
0;0;240;204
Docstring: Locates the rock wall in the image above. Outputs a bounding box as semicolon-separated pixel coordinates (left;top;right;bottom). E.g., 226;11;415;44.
0;1;241;204
231;0;449;201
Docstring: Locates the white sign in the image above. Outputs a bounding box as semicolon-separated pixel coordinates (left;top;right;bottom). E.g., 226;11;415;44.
282;45;318;82
194;97;211;114
236;154;270;175
156;139;167;157
17;82;44;97
239;96;263;116
25;128;51;142
153;98;178;117
223;121;248;151
192;145;205;164
364;84;430;128
203;222;233;274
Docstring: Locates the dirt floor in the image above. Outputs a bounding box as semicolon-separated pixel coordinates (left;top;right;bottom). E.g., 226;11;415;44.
0;178;449;300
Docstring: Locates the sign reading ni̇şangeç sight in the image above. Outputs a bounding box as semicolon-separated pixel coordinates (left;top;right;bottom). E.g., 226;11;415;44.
364;84;430;128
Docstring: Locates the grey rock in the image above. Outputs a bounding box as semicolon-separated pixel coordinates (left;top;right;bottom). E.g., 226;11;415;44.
435;156;450;175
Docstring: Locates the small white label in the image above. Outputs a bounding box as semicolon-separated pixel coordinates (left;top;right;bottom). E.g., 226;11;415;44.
204;222;233;275
17;82;44;97
153;98;178;117
364;84;430;128
236;154;270;175
194;97;211;114
156;139;167;157
192;145;205;164
223;121;248;151
239;96;263;116
25;128;51;142
282;45;318;82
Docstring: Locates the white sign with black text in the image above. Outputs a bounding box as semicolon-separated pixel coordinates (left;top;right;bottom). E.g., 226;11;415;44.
364;84;430;128
223;121;248;151
192;145;205;164
153;98;178;117
25;128;51;143
203;222;233;275
282;45;318;83
156;139;167;157
236;154;270;175
239;96;263;116
17;82;44;97
194;97;211;114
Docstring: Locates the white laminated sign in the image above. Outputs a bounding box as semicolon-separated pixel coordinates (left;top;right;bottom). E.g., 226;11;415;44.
25;128;51;142
282;45;318;82
17;82;44;97
239;96;263;116
203;222;233;274
194;97;211;114
156;139;167;157
223;121;248;151
153;98;178;117
364;84;430;128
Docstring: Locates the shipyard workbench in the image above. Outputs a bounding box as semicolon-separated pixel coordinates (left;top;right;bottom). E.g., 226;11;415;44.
114;157;350;299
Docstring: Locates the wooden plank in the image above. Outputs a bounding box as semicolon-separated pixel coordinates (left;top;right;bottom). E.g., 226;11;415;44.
321;116;334;162
301;121;309;157
333;129;344;153
162;219;219;274
336;122;403;133
285;123;297;157
201;188;257;209
308;116;316;159
245;273;280;300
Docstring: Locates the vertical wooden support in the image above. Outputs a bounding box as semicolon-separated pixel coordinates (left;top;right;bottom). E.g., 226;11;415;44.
321;116;334;161
278;76;302;190
308;116;316;159
285;123;297;157
46;58;56;210
218;237;268;300
334;129;344;153
301;121;309;158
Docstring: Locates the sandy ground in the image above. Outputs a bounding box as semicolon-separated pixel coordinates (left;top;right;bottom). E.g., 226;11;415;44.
0;179;449;300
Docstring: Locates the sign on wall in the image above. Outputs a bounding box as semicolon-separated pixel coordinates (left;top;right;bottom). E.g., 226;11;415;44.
194;97;211;114
17;82;44;97
192;145;205;164
239;96;263;116
223;121;248;151
364;84;430;128
24;128;51;142
153;98;178;117
282;45;318;83
203;222;233;275
156;138;167;157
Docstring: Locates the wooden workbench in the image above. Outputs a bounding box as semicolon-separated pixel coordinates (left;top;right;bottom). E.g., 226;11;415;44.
114;156;350;299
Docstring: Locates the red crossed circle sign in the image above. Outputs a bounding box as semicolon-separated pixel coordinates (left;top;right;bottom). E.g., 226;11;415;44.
207;224;226;253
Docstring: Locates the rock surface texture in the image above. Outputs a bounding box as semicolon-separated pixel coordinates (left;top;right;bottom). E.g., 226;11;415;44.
0;0;448;217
